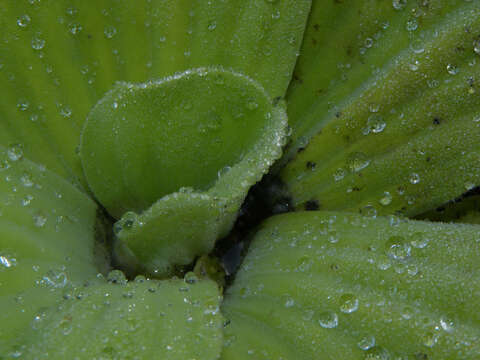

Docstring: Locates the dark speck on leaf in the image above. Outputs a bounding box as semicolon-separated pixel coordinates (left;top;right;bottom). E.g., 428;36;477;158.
433;118;441;125
306;161;316;170
305;200;319;211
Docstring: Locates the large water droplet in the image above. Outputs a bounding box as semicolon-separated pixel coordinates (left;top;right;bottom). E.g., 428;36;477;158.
474;39;480;55
358;335;375;350
409;172;420;184
446;64;459;75
339;293;359;314
366;114;386;134
107;269;127;285
31;34;45;50
379;192;392;206
385;236;411;261
0;253;17;269
392;0;407;10
17;14;31;28
364;346;390;359
347;152;370;172
318;311;338;328
410;232;429;249
7;144;24;161
104;25;117;39
33;214;47;228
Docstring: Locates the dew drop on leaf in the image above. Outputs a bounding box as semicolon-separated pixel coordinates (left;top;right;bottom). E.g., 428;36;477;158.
385;236;411;261
17;14;31;28
318;311;339;329
339;293;359;314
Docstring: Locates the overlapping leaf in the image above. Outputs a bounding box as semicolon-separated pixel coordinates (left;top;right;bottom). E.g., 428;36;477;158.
280;0;480;217
222;211;480;359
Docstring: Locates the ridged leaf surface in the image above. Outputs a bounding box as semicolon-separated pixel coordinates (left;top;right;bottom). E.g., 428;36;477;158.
222;211;480;359
280;0;480;217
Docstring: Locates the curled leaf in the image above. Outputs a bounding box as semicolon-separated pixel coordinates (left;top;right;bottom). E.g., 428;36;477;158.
80;68;287;275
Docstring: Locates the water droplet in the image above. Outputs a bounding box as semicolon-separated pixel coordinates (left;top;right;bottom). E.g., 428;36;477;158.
113;211;137;235
392;0;407;10
107;269;127;285
59;105;72;118
20;172;34;187
362;205;377;218
33;214;47;227
217;165;231;179
364;346;390;359
42;269;68;288
22;194;33;206
0;253;17;269
440;316;454;332
364;38;373;48
339;293;359;314
379;192;392;206
318;311;338;328
104;25;117;39
207;21;217;31
473;39;480;55
17;14;31;28
409;172;420;184
31;34;45;50
7;144;24;162
68;22;83;35
385;236;411;261
366;114;386;134
184;272;198;284
409;60;420;72
410;38;425;54
406;18;418;32
17;99;30;111
422;331;438;347
284;298;295;308
446;64;458;75
333;168;346;181
347;152;370;172
358;335;375;350
410;232;429;249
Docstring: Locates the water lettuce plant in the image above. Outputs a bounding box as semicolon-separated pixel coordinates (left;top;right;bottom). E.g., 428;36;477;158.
0;0;479;358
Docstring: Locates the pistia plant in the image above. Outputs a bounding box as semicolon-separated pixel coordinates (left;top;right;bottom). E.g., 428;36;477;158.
0;0;479;358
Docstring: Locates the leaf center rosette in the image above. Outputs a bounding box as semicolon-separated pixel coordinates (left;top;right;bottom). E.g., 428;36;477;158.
80;67;287;277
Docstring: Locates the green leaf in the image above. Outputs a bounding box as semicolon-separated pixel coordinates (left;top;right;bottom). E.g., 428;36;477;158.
0;146;99;351
222;211;480;359
19;275;224;360
279;0;480;216
81;68;287;276
0;0;310;188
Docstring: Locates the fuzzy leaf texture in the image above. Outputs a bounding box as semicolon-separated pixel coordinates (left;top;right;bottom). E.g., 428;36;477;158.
1;0;480;359
280;0;480;217
222;211;480;359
